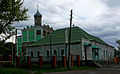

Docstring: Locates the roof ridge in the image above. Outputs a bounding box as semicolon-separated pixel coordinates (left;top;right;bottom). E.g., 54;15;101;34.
55;26;78;31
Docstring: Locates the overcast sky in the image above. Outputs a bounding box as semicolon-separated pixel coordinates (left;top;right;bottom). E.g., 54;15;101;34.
8;0;120;48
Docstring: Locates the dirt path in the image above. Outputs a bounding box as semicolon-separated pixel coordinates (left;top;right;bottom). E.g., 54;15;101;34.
43;65;120;74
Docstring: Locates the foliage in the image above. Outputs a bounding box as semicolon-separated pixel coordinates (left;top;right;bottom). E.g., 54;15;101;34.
0;0;29;41
0;41;15;55
2;62;15;67
4;42;15;50
0;41;9;55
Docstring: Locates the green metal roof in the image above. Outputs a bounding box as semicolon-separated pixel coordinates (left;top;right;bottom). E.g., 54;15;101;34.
28;26;108;47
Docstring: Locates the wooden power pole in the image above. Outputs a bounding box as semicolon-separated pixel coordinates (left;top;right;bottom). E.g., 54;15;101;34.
68;10;73;68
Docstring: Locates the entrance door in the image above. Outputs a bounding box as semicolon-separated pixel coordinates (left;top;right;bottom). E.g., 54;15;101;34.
92;48;99;63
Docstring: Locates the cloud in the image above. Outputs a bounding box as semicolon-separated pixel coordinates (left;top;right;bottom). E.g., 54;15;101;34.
101;0;120;8
8;0;120;48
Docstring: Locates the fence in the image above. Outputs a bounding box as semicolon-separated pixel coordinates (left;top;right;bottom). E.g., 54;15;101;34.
19;55;80;68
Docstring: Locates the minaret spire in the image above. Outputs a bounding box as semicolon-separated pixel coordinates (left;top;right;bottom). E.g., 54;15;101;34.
34;5;42;26
37;5;39;11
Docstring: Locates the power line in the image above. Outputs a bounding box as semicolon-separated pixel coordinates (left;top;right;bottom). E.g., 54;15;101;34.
73;14;105;37
44;20;68;25
12;20;69;28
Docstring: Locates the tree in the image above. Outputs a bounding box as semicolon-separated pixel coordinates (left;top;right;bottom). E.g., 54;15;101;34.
0;0;29;41
0;42;15;55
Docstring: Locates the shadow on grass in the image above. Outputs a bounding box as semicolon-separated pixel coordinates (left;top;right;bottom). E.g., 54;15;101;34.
0;64;96;74
24;65;96;74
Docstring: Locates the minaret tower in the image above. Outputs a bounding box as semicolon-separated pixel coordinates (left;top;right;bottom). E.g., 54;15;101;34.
34;5;42;26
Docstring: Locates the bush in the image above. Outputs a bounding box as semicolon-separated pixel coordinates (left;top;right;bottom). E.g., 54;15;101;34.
1;62;14;67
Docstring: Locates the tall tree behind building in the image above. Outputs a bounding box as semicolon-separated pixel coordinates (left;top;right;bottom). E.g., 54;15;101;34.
0;0;29;42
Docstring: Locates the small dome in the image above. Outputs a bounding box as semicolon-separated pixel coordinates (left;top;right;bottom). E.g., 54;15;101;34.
34;10;42;17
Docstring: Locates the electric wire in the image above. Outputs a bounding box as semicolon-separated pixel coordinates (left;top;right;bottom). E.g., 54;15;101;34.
73;14;105;38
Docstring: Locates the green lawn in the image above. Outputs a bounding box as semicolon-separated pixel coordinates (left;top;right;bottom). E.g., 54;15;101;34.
0;67;29;74
0;66;96;74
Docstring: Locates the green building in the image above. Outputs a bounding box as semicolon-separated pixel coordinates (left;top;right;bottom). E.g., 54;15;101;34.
17;10;53;56
26;26;115;64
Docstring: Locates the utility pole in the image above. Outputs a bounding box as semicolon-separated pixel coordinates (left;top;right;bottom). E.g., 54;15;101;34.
68;10;73;68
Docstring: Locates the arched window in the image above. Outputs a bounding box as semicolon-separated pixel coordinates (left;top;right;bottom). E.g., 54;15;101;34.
31;51;33;58
54;50;57;56
61;49;64;56
37;30;41;35
37;51;40;57
43;30;46;36
47;32;50;35
103;50;105;58
47;50;49;58
106;51;107;58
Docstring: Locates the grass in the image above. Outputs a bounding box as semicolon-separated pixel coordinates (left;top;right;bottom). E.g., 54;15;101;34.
0;65;96;74
0;66;29;74
27;65;96;74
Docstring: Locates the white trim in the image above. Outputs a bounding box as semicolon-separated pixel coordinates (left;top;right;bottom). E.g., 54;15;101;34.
27;31;29;42
41;27;43;38
21;35;23;42
34;29;36;41
65;28;68;43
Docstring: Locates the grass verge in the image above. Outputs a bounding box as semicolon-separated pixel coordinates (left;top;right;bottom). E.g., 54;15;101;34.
0;66;29;74
0;65;96;74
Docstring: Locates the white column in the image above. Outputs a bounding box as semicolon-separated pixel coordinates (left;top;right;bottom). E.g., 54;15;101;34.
34;29;36;41
27;31;29;42
41;27;43;38
65;28;68;43
22;31;23;42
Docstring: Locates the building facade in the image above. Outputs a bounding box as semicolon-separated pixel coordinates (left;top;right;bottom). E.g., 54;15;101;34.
17;10;53;56
26;27;114;64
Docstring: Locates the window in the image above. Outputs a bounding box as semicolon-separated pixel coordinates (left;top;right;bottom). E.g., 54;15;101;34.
37;30;41;35
47;50;49;58
47;32;50;35
103;50;105;58
43;30;46;36
54;50;57;56
31;51;33;58
106;51;107;58
37;51;40;57
61;49;64;56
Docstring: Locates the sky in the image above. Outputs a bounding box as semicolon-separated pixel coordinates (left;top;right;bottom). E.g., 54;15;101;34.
7;0;120;48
